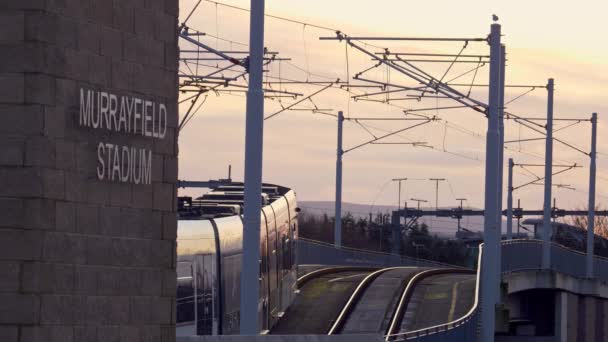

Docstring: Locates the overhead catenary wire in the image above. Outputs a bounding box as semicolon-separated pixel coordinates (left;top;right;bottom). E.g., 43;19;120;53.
179;2;599;214
202;0;337;32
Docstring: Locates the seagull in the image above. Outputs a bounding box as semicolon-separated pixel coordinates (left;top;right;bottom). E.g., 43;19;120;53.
492;14;499;22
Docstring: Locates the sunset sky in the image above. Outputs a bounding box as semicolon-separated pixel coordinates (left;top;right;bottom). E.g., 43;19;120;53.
177;0;608;214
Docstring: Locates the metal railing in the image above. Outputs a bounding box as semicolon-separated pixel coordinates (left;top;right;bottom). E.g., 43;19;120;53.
297;238;459;269
387;239;608;341
502;238;608;282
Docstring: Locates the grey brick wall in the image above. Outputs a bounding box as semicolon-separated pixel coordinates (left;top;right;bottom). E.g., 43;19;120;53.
0;0;178;341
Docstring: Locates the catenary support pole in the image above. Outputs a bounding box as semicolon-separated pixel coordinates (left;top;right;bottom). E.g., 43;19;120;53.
393;178;408;225
334;111;344;247
517;199;521;235
392;211;400;255
495;44;506;302
240;0;265;334
481;23;501;342
542;78;554;269
398;181;401;214
429;178;445;210
507;158;514;239
586;112;597;278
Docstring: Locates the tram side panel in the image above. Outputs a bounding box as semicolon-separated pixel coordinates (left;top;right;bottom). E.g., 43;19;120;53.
279;190;298;313
262;205;280;327
260;210;270;333
176;220;220;336
175;186;299;336
271;196;291;314
214;215;244;334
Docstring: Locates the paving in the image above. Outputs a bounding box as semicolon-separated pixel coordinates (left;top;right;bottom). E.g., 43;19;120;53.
177;335;385;342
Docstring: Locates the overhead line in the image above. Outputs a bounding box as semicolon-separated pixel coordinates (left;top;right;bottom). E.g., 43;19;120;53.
320;36;487;42
202;0;337;32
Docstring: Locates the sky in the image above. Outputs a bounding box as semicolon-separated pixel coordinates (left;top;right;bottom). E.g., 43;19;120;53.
177;0;608;213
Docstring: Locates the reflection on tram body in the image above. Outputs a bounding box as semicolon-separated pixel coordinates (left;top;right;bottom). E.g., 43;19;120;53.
176;183;299;335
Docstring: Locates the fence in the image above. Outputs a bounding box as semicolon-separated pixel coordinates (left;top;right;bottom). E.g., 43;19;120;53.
502;238;608;282
385;245;482;342
297;238;608;341
296;238;455;268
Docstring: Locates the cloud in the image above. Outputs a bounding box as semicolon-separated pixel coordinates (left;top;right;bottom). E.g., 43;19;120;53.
177;0;608;210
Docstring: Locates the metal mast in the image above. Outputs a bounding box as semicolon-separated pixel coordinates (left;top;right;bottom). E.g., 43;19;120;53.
586;112;597;278
506;158;514;239
429;178;445;210
541;78;554;269
481;22;502;342
335;111;344;247
240;0;265;334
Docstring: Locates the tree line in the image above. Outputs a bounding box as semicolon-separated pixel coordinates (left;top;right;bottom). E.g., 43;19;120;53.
297;209;473;267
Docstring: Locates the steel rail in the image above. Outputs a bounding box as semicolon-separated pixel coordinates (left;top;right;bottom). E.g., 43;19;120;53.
385;245;483;341
296;266;379;290
384;268;451;339
327;267;409;335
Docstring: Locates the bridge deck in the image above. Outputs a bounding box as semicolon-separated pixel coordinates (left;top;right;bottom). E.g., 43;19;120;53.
398;272;476;332
340;267;424;334
270;270;372;334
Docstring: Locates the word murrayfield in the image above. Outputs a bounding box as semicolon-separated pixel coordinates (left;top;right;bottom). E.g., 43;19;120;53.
79;88;168;185
79;88;168;138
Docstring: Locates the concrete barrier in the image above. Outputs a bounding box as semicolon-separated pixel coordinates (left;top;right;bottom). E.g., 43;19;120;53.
297;238;455;269
177;335;384;342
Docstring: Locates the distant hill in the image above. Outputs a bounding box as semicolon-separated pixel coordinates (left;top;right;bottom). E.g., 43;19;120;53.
299;200;491;237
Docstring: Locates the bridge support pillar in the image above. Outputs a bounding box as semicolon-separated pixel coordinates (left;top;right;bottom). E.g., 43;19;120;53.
555;291;569;342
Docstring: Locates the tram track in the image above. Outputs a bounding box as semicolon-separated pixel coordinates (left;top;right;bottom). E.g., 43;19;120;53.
328;267;427;335
385;268;476;340
270;266;377;334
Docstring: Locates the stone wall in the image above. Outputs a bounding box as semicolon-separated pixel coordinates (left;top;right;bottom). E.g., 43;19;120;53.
0;0;179;341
